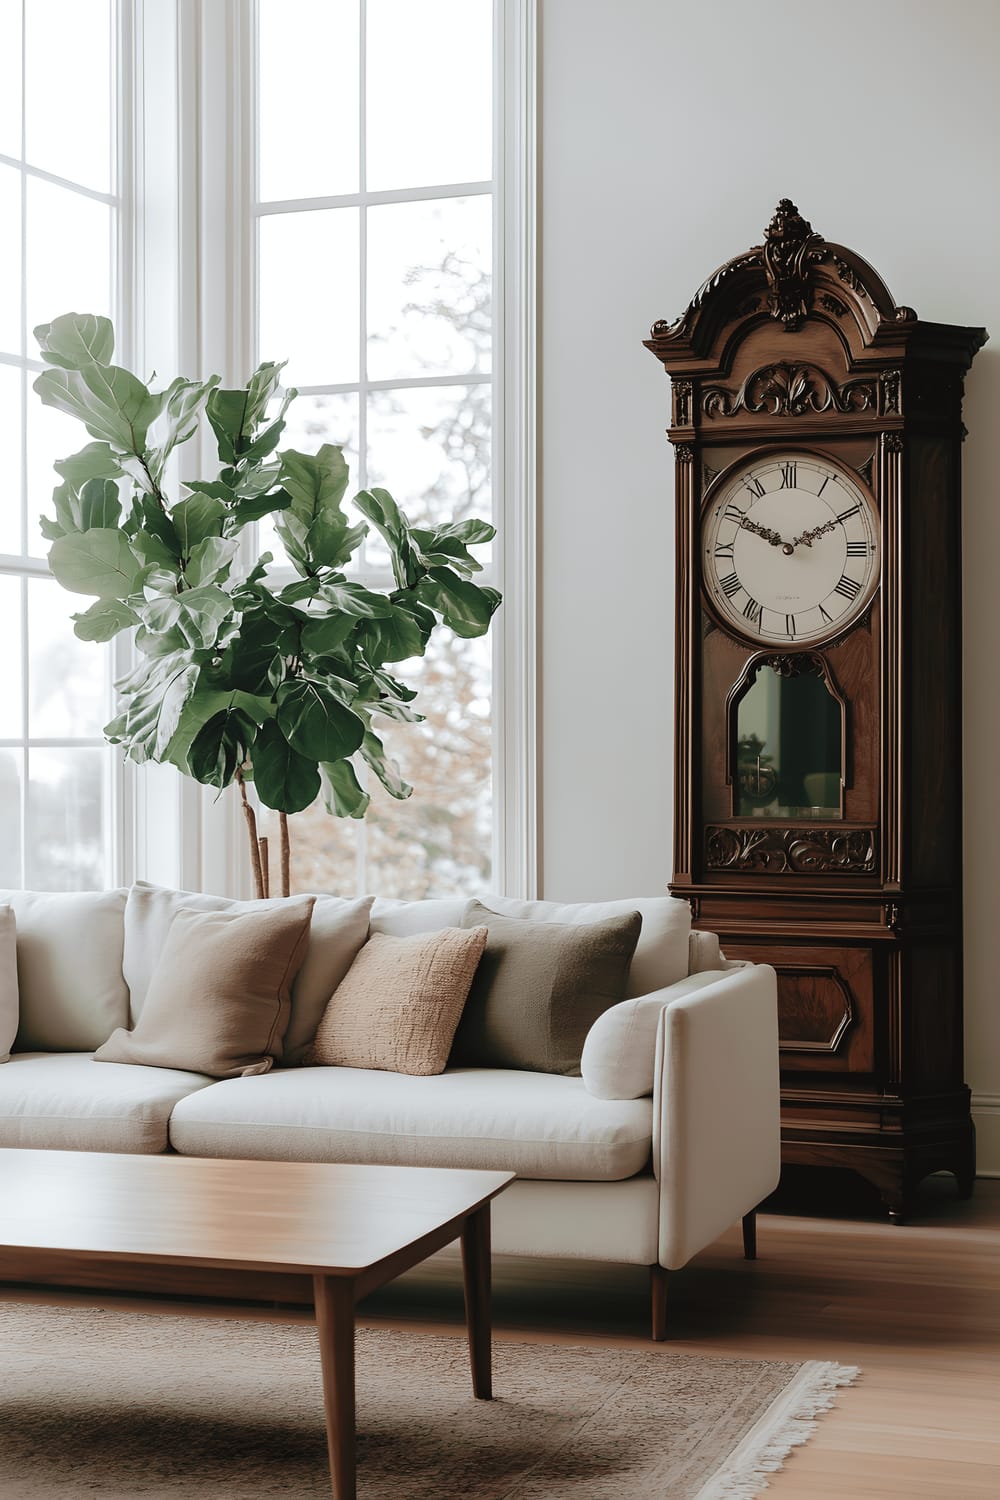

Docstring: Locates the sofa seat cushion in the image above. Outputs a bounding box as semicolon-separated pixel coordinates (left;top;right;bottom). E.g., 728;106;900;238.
0;1053;215;1154
169;1066;654;1182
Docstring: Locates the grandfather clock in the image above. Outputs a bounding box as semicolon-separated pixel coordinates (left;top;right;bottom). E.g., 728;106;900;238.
645;201;987;1220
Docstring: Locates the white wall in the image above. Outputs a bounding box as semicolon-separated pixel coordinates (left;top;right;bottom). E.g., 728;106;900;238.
537;0;1000;1170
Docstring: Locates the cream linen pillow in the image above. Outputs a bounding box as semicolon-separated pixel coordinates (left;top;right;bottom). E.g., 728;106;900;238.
580;971;728;1099
96;898;315;1078
305;926;488;1076
123;883;374;1060
0;906;16;1063
0;888;129;1051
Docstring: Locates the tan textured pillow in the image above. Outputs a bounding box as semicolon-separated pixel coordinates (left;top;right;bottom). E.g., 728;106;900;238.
449;900;643;1075
95;898;315;1079
305;926;488;1076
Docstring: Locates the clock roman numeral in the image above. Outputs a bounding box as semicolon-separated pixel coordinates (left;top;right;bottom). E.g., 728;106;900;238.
834;574;862;601
785;614;797;638
837;504;861;523
724;502;748;523
743;597;762;625
718;572;741;598
846;541;868;557
714;541;734;559
744;477;766;499
779;462;797;489
817;475;831;496
819;604;833;625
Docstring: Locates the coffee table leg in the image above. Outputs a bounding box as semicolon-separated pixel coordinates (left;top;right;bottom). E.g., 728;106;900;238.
313;1274;357;1500
460;1203;493;1400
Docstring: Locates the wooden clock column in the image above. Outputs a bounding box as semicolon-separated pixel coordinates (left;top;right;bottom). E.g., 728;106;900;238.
645;201;987;1221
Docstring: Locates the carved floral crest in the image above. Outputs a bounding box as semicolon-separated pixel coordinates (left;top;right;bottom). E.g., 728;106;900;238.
702;362;877;419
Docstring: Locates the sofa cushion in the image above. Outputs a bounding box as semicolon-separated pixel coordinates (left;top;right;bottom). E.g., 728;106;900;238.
305;926;488;1075
0;889;129;1052
449;901;642;1076
581;972;728;1099
0;1052;215;1153
369;896;475;937
97;899;315;1078
1;907;16;1063
169;1066;653;1182
123;882;374;1060
477;894;691;998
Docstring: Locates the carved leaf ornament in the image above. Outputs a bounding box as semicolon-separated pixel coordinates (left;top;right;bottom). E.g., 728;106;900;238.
706;826;877;874
703;362;877;418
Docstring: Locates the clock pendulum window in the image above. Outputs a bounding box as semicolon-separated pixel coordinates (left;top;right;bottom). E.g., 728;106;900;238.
645;200;987;1222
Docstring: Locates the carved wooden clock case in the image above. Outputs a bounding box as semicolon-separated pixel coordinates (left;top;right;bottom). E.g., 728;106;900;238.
645;201;987;1220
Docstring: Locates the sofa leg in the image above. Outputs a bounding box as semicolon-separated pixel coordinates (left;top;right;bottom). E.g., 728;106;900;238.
650;1264;668;1341
742;1209;757;1261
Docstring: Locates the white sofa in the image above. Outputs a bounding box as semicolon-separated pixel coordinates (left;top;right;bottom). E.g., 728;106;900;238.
0;885;780;1338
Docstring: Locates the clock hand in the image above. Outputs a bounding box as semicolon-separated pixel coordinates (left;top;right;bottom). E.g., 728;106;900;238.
790;518;840;549
738;516;785;548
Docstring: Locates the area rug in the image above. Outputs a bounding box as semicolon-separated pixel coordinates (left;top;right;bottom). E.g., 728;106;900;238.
0;1302;857;1498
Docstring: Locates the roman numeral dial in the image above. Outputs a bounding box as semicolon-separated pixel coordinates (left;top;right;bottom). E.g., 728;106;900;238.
702;450;879;645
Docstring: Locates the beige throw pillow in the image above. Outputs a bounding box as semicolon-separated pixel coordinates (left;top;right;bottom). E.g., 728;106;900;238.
305;926;488;1076
449;900;643;1076
95;898;315;1078
122;883;374;1060
0;906;16;1063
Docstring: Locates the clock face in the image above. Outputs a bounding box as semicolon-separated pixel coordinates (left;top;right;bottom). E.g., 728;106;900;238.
701;451;879;646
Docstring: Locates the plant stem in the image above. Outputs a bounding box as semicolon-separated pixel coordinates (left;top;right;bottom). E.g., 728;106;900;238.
258;836;270;898
235;768;265;899
279;812;291;898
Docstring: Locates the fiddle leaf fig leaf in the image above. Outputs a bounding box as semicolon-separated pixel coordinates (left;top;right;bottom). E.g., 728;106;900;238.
417;567;501;638
162;688;273;775
184;535;239;588
353;487;419;589
53;441;122;487
147;374;221;477
280;444;351;521
188;705;258;789
108;656;200;765
47;529;144;599
319;758;370;819
360;728;411;801
72;598;140;642
78;478;122;531
356;596;435;665
34;312;115;370
171;493;226;552
143;584;232;651
275;677;365;762
33;362;159;453
252;720;320;813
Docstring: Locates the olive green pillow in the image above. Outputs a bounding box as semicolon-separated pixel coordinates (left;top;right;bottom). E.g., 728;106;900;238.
449;901;643;1075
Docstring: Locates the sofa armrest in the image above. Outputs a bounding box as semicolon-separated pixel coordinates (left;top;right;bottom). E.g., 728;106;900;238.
652;963;780;1270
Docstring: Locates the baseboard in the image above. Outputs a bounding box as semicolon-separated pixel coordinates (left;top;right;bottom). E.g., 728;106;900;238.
972;1093;1000;1178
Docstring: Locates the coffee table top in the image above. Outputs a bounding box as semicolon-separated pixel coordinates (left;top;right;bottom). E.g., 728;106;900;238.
0;1149;513;1277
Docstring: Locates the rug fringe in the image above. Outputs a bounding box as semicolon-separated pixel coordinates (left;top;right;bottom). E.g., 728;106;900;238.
693;1361;860;1499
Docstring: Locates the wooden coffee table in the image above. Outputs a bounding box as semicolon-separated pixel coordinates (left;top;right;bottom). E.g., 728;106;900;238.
0;1148;513;1500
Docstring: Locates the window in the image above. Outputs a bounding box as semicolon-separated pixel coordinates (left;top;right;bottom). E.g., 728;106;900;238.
254;0;496;899
0;0;120;889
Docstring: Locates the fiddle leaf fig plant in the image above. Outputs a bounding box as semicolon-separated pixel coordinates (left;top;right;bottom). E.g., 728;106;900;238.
33;312;501;896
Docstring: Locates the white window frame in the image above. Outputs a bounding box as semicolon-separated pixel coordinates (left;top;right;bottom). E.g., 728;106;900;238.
0;0;127;891
125;0;536;900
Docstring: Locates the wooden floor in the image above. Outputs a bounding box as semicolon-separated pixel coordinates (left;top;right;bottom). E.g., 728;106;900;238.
359;1169;1000;1499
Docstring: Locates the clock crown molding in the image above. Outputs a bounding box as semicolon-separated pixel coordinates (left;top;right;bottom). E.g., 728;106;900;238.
644;200;987;372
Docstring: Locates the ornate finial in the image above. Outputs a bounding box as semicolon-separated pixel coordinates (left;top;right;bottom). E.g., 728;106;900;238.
763;199;824;331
